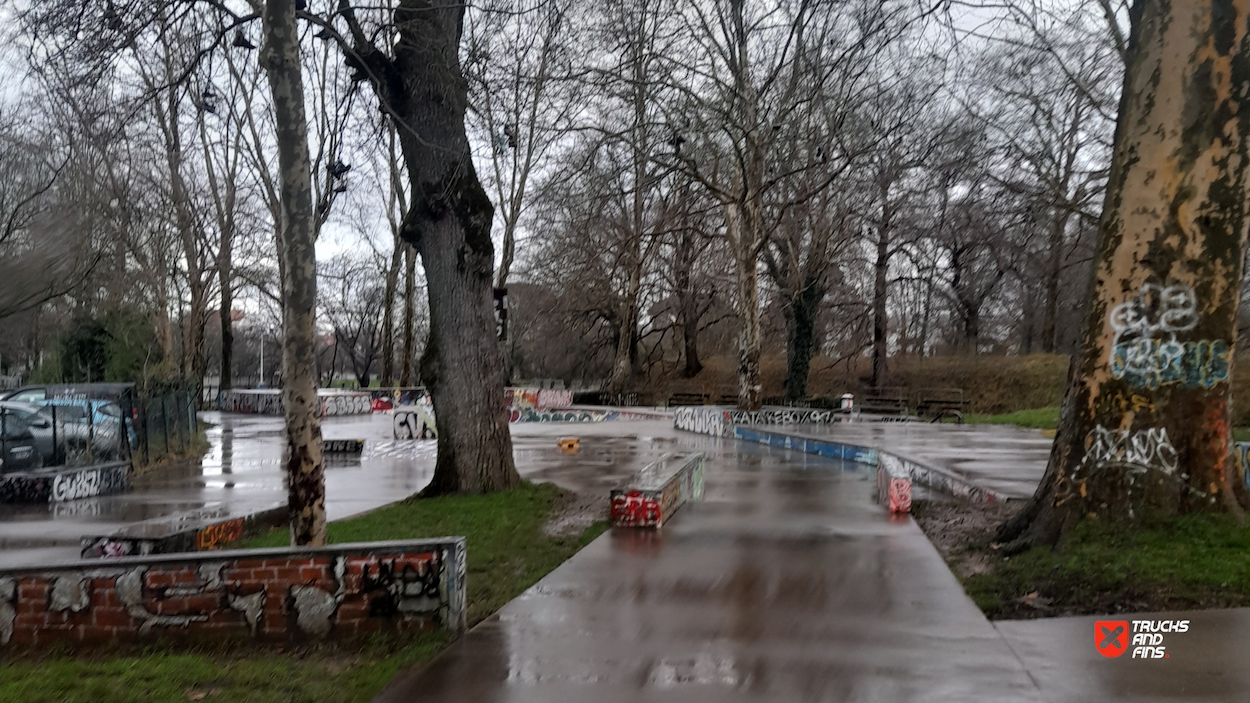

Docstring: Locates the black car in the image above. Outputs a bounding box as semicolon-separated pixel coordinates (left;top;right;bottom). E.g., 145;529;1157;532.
0;401;56;463
0;407;44;472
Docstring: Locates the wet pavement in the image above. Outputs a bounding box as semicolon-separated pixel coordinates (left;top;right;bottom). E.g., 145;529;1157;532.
374;428;1043;703
0;416;687;569
0;413;434;568
994;608;1250;702
785;422;1053;498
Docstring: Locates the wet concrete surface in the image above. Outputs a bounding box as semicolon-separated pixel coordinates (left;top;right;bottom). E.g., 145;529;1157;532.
0;412;434;568
0;416;683;569
786;422;1052;498
995;608;1250;702
375;429;1043;703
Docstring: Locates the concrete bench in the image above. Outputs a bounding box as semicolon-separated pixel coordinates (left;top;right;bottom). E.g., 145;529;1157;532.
667;392;709;407
610;452;706;528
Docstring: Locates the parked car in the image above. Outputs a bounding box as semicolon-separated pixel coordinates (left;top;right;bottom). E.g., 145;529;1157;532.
0;383;135;404
39;398;130;460
0;401;56;462
0;407;44;472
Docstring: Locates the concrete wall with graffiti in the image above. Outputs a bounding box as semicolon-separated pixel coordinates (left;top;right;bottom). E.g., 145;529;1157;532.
0;538;466;649
394;403;670;439
218;390;372;417
506;388;573;411
80;504;289;559
877;454;912;514
673;406;845;438
610;452;705;528
0;461;130;504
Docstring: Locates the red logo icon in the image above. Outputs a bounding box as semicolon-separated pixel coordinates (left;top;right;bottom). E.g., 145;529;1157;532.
1095;620;1129;658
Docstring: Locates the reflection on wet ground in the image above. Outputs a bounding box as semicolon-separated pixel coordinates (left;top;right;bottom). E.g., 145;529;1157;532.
375;428;1043;703
788;422;1053;498
0;413;438;567
0;416;699;568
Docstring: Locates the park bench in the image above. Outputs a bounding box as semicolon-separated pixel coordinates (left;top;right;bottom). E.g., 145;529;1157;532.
914;388;967;423
667;392;710;407
610;452;706;528
859;386;909;416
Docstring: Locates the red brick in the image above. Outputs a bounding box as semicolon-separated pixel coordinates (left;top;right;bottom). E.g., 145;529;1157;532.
298;566;324;581
92;607;133;629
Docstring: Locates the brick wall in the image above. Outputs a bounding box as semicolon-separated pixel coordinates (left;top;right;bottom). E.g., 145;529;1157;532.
0;538;465;649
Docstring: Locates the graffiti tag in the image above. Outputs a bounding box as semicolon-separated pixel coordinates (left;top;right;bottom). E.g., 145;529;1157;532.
1109;283;1229;389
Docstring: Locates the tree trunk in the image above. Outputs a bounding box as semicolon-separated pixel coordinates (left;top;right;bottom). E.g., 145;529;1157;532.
674;213;702;378
399;244;416;387
727;199;762;410
380;241;403;387
1001;0;1250;549
1041;210;1071;353
870;209;890;389
374;0;520;494
219;254;233;390
607;269;641;399
261;0;325;546
784;280;822;403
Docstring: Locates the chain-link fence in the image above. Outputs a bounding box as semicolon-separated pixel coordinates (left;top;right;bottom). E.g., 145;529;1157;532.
1;385;202;473
120;390;199;467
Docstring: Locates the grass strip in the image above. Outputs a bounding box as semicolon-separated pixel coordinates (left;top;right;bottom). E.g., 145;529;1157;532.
961;513;1250;619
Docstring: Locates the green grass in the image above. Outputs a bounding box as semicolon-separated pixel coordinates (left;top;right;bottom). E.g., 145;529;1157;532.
961;407;1250;443
963;513;1250;618
962;406;1060;430
0;482;605;703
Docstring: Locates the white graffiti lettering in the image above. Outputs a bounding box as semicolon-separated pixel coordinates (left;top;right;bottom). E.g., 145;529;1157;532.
1082;425;1178;476
673;407;728;437
51;465;129;503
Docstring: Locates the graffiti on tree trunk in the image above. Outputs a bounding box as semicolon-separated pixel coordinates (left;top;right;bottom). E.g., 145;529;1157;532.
1080;425;1179;478
1108;283;1229;389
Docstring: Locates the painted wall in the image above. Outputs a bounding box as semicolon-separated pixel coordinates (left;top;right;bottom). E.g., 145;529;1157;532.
218;390;372;417
506;388;574;411
0;461;130;504
0;538;466;649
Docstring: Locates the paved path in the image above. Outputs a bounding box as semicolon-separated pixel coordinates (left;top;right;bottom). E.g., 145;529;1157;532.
995;608;1250;702
790;422;1052;498
375;426;1042;703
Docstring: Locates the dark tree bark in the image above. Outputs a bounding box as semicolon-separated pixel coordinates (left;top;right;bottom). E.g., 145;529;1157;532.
261;0;325;545
1041;210;1071;353
340;0;520;494
784;280;822;402
218;242;234;390
1001;0;1250;550
398;243;416;388
870;202;890;389
380;242;402;387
